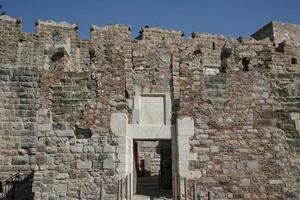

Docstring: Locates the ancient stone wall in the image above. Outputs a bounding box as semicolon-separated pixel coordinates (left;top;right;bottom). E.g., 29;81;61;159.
252;21;300;47
136;141;160;176
178;37;286;199
0;14;299;200
272;22;300;46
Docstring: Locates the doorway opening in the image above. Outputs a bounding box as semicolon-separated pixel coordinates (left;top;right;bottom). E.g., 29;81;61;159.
133;140;172;199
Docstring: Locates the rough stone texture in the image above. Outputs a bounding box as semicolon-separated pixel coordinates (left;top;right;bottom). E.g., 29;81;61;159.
0;14;299;200
137;141;161;176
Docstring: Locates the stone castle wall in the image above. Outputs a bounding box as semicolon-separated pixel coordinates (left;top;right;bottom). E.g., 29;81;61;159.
136;141;160;176
0;15;299;199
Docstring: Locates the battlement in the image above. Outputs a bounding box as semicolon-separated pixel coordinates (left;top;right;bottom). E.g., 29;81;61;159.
191;32;235;41
35;19;78;29
0;14;18;22
251;22;274;42
252;21;300;47
90;24;132;41
35;19;78;34
272;21;300;46
0;14;298;71
0;15;22;35
0;14;300;200
1;15;300;46
137;26;184;42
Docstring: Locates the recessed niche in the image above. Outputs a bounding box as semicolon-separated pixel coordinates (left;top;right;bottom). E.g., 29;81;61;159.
242;57;250;71
203;66;219;75
140;95;165;125
291;58;297;65
51;47;68;62
52;32;61;42
125;89;130;99
89;47;96;63
74;126;92;139
193;49;202;55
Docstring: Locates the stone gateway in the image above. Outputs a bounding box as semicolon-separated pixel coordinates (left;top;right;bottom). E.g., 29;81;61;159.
0;15;299;199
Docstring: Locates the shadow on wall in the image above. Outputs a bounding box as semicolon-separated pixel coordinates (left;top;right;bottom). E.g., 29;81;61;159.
0;171;34;200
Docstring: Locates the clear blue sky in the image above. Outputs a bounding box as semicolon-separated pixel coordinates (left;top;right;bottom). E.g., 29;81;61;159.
1;0;300;39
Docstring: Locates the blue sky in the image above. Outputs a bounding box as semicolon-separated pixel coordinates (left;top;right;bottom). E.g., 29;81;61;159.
1;0;300;39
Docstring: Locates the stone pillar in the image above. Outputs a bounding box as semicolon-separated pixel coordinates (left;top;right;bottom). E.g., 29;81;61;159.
111;113;135;198
110;113;128;176
291;113;300;134
176;117;200;198
177;117;194;177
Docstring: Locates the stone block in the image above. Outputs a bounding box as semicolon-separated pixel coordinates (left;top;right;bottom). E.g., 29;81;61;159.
53;184;67;194
87;153;98;160
177;117;194;136
210;146;219;153
38;109;48;116
12;155;29;165
56;173;69;180
247;160;259;171
269;179;283;184
94;146;103;153
102;145;115;153
21;136;36;148
13;122;23;130
202;177;215;184
83;146;94;153
55;130;74;137
39;165;49;170
218;175;232;185
45;147;56;154
38;124;51;131
198;155;210;162
103;160;115;169
110;113;127;136
70;146;82;153
262;111;276;119
92;161;103;169
76;161;92;169
241;178;251;186
28;148;37;155
35;156;47;165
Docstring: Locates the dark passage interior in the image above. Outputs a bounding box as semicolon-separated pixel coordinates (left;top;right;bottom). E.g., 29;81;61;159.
133;140;172;198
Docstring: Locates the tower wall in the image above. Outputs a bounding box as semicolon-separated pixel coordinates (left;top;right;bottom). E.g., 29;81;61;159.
0;15;299;199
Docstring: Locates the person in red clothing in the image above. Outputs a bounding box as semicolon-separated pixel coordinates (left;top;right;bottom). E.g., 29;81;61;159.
136;151;142;174
134;142;142;176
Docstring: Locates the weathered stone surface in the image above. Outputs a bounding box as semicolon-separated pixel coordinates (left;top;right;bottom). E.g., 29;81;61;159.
56;173;69;180
0;15;299;200
70;146;82;153
12;156;29;165
76;161;92;169
102;160;114;169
